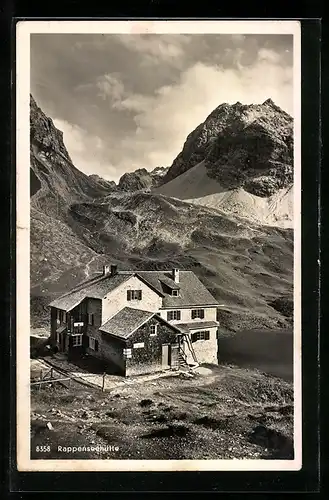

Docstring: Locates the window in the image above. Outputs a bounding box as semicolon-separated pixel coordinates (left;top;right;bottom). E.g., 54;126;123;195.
123;348;132;358
191;330;210;342
191;309;205;320
71;334;83;347
127;290;142;301
58;310;66;323
87;313;94;325
167;310;181;321
89;337;98;350
171;290;179;296
150;324;158;336
133;342;144;349
73;324;83;334
88;337;98;351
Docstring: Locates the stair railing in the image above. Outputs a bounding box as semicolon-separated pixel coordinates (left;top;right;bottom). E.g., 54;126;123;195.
183;333;199;364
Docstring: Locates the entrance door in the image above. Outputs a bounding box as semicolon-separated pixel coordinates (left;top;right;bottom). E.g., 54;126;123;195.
59;332;64;352
161;344;170;369
56;329;67;352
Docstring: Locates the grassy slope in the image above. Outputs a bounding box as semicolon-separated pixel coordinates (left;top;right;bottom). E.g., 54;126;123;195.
31;191;293;332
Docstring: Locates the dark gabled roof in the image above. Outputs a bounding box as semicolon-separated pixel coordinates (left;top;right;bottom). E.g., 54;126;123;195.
159;276;180;290
49;288;90;312
99;307;183;340
49;272;133;311
85;273;133;299
49;269;219;312
99;307;154;339
137;271;219;308
134;273;165;297
177;321;219;333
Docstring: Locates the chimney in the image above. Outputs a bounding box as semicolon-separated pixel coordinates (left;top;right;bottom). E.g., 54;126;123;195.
103;265;110;276
172;268;180;283
110;264;118;276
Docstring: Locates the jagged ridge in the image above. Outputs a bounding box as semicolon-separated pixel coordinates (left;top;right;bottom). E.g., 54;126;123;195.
30;95;112;215
162;99;293;198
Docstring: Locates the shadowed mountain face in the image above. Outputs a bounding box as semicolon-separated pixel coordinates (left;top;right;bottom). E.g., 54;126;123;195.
118;166;169;192
30;95;112;213
88;174;117;191
29;96;293;332
162;99;293;195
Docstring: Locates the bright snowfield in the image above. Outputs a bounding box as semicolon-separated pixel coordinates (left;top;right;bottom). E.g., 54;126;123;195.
155;161;293;229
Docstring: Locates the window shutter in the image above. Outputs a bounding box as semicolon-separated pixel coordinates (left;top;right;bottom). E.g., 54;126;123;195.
205;331;210;340
138;290;142;300
191;310;195;319
191;332;196;342
95;339;99;351
127;290;131;301
200;310;205;319
177;311;181;320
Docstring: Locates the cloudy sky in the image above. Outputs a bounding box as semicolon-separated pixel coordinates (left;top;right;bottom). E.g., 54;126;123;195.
31;33;293;182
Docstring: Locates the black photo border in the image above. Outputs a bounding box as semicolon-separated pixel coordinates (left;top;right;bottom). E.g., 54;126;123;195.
1;8;322;496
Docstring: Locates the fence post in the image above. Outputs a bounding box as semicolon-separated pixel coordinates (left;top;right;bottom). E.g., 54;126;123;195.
102;372;106;392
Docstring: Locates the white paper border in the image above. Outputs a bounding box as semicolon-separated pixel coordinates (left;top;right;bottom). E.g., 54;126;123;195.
16;19;302;472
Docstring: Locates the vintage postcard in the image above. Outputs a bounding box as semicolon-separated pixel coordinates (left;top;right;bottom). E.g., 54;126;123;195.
16;20;302;472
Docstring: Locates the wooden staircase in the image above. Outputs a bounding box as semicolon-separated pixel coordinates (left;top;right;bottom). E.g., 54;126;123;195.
178;334;199;369
178;349;188;366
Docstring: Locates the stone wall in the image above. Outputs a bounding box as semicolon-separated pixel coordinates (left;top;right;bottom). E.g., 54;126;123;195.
125;316;179;377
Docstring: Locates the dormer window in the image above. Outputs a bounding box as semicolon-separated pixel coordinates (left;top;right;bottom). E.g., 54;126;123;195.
159;277;180;296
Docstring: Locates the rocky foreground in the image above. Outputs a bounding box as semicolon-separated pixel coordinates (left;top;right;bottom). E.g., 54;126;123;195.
31;364;294;461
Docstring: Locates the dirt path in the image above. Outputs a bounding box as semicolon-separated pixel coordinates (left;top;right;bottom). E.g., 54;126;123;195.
84;254;98;278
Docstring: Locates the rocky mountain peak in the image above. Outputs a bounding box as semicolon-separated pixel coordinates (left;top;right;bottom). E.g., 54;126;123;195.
30;94;72;163
162;99;293;197
117;166;169;192
263;97;275;106
30;95;113;210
